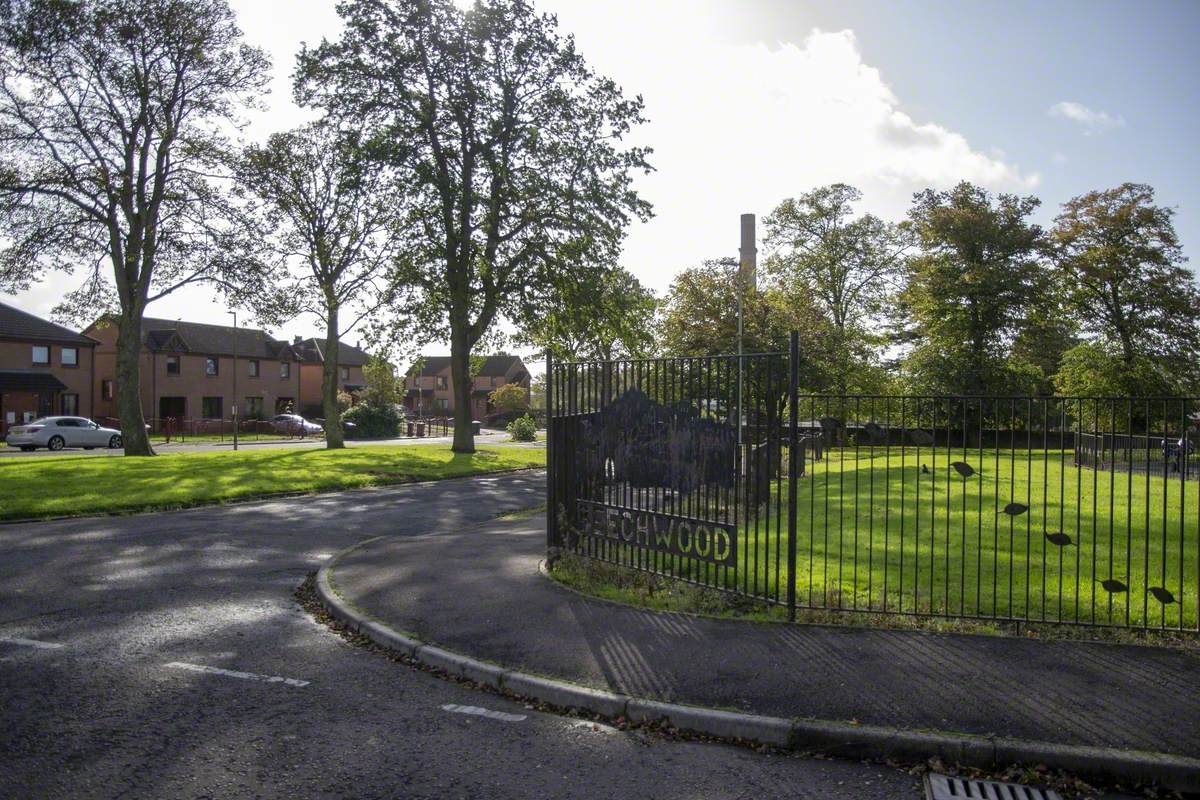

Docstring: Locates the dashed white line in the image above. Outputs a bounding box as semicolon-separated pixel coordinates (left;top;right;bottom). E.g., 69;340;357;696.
164;661;310;687
0;636;64;650
441;703;527;722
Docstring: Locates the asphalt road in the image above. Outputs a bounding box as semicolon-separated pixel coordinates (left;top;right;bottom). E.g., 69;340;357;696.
0;430;520;458
0;471;919;799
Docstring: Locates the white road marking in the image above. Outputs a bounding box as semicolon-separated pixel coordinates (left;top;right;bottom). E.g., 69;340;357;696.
441;703;527;722
164;661;309;687
0;636;64;650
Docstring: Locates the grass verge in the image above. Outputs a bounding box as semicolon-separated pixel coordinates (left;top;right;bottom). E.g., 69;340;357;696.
0;443;544;521
546;551;1198;648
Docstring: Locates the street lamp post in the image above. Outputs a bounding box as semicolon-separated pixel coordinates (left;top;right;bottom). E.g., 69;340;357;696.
229;311;238;451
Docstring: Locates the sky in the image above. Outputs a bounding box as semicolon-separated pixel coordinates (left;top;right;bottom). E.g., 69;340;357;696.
6;0;1199;360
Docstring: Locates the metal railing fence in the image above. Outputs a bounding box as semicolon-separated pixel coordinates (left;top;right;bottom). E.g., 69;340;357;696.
547;338;1199;631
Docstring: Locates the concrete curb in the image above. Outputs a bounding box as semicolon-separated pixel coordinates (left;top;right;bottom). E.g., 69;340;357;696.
314;541;1200;795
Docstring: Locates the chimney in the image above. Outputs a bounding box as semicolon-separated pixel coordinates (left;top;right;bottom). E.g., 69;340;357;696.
293;335;302;345
739;213;757;290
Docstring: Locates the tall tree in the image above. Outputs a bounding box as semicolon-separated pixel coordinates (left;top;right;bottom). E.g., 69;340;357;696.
0;0;270;455
1052;183;1200;394
899;182;1047;396
657;258;838;392
296;0;651;452
519;266;656;361
764;183;912;392
236;122;404;448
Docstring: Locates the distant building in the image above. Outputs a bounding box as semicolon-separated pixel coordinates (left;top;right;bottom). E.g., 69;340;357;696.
289;337;370;416
0;301;96;435
82;318;370;425
403;355;530;419
84;316;302;425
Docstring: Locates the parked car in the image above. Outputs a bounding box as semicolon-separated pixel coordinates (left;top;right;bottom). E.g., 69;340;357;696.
268;414;324;436
5;416;123;451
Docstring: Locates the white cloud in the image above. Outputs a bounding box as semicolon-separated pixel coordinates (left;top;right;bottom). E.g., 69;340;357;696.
542;0;1039;291
1048;101;1125;135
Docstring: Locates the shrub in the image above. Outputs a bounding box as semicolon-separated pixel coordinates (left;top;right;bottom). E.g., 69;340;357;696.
506;413;537;442
342;403;402;439
489;382;529;414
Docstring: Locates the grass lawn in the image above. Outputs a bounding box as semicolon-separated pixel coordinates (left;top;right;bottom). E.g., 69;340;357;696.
582;448;1199;630
0;443;544;522
783;450;1198;629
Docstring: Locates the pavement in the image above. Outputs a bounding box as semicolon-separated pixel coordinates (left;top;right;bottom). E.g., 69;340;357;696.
328;511;1200;790
0;471;920;799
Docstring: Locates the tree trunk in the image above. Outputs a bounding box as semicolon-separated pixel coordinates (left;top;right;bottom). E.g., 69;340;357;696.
450;326;475;453
323;305;344;449
116;311;154;456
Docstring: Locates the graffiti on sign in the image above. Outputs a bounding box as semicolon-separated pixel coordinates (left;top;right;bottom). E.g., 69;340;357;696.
578;500;737;566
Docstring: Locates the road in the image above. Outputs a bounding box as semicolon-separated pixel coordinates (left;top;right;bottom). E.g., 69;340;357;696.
0;429;521;458
0;471;919;799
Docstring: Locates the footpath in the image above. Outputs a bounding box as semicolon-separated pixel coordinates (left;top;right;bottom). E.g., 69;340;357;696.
319;514;1200;792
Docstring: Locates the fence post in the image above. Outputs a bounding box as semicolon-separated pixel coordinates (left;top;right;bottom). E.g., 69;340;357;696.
787;330;799;622
546;351;557;554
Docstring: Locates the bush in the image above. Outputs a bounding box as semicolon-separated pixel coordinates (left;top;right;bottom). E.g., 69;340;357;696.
342;403;402;439
506;413;537;442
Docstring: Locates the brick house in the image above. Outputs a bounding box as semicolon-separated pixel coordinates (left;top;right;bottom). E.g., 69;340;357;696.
289;337;369;417
84;316;304;426
403;355;530;419
0;301;97;435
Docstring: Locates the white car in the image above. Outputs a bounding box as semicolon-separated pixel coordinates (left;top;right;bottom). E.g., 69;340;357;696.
5;416;123;452
268;413;324;436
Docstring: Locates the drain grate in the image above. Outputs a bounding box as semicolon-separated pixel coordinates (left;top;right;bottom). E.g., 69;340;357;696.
925;773;1064;800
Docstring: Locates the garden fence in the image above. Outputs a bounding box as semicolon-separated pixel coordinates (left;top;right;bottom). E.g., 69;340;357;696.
547;334;1199;631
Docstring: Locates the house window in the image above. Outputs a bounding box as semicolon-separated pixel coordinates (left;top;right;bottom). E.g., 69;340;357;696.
166;355;180;375
340;366;349;381
434;398;449;411
436;375;447;389
201;397;223;419
248;359;259;378
31;345;49;365
491;376;498;387
205;357;219;376
101;379;114;401
61;347;78;366
244;396;264;419
60;393;78;415
280;361;290;379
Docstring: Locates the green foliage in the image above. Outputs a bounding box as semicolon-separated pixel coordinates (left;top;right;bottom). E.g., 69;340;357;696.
899;182;1049;396
522;266;658;361
0;0;272;455
297;0;652;449
506;414;537;442
657;258;839;392
765;183;913;393
360;356;403;409
529;373;547;412
488;382;528;414
342;402;402;439
1052;183;1200;394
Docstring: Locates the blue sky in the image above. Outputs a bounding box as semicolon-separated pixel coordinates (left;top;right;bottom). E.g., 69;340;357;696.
6;0;1197;347
723;0;1200;259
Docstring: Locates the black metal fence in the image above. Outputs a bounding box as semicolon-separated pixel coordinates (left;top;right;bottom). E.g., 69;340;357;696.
547;335;1199;631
